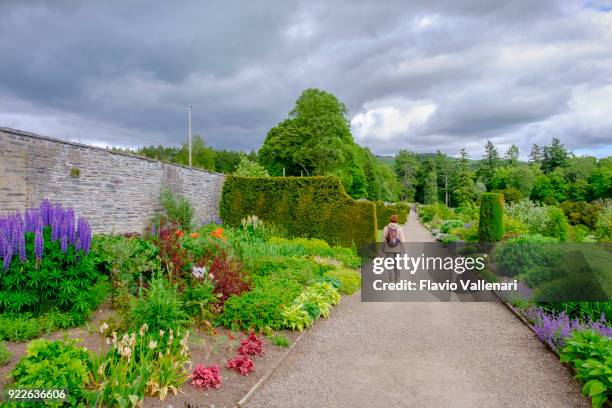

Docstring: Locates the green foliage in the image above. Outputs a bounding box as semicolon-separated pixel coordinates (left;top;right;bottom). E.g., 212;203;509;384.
492;234;560;278
541;137;570;174
544;207;569;242
477;140;500;189
0;227;104;320
375;201;408;227
234;157;270;177
248;255;326;284
596;207;612;242
181;278;219;321
478;193;504;242
440;219;464;233
0;315;41;342
560;330;612;408
325;268;361;295
560;201;603;229
218;277;303;330
269;333;290;348
419;203;454;224
220;176;377;249
542;302;612;323
0;341;12;366
281;282;340;331
506;199;550;234
453;149;477;207
128;277;190;332
531;170;568;204
8;339;92;407
159;187;194;231
590;158;612;199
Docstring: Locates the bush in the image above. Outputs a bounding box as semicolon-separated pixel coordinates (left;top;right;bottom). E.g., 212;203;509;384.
506;199;550;234
596;207;612;242
0;341;12;366
269;333;290;348
181;277;219;322
544;207;569;241
325;268;361;295
375;201;408;227
419;203;454;224
493;234;559;278
218;277;302;330
248;256;325;284
220;176;376;249
159;187;194;231
560;201;603;229
440;219;464;233
234;157;270;177
8;339;92;406
478;193;504;243
281;282;340;331
128;276;191;332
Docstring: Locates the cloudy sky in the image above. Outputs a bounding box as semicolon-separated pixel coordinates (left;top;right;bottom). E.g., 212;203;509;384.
1;0;611;158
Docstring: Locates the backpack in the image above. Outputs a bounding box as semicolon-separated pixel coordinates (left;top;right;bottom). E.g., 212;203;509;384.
386;226;401;248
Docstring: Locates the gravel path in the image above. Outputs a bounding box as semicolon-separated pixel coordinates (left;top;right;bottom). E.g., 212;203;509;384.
245;210;588;408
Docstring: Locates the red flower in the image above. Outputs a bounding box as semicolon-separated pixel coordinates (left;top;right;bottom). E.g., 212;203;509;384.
227;355;254;376
238;330;265;356
175;230;184;237
190;364;223;390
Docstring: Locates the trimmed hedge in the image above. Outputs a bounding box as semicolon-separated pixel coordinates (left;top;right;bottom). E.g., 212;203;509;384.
375;201;409;227
220;176;377;249
478;193;504;242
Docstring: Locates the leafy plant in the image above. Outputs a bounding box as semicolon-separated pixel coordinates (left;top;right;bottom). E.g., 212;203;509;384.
0;314;41;342
544;206;569;241
181;277;219;322
280;304;313;332
440;219;464;233
238;331;265;356
160;187;194;231
209;256;250;304
226;354;254;376
0;341;12;366
90;325;191;405
325;268;361;295
596;207;612;242
7;339;92;407
128;276;190;332
190;364;222;390
560;330;612;408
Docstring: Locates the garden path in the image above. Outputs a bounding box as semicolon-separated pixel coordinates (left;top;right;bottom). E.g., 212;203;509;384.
244;210;589;408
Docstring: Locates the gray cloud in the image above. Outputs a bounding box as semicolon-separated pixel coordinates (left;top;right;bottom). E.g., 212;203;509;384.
0;0;611;158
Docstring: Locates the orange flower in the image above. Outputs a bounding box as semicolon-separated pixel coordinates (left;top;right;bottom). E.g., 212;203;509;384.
190;232;199;239
210;227;224;238
175;230;184;237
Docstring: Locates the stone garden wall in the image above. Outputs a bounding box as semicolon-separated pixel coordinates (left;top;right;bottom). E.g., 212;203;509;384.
0;127;225;233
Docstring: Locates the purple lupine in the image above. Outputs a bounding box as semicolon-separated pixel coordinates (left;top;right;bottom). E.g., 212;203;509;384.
40;199;52;226
34;216;44;260
77;217;92;254
17;221;26;262
2;237;12;269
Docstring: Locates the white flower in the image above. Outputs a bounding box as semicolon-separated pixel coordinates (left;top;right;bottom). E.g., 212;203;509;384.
99;322;109;333
139;323;149;336
148;340;158;350
159;330;165;338
192;266;206;279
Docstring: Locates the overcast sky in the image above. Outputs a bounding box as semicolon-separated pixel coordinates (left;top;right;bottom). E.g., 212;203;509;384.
1;0;611;158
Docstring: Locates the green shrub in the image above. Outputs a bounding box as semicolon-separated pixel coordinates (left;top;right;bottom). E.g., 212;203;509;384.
505;199;550;234
0;315;41;342
181;278;219;321
478;193;505;242
0;341;12;366
325;268;361;295
331;246;361;269
569;224;590;242
128;276;190;332
419;203;454;224
220;176;376;249
218;278;302;330
8;339;92;406
596;207;612;242
375;201;408;227
440;219;464;233
492;234;560;278
440;234;460;245
282;282;340;331
159;186;194;230
544;206;569;241
560;330;612;408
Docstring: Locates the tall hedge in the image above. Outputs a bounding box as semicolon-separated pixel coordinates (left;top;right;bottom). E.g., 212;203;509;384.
375;201;409;227
478;193;505;242
220;176;377;249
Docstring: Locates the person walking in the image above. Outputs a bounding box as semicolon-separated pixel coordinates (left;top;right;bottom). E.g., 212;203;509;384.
383;214;406;282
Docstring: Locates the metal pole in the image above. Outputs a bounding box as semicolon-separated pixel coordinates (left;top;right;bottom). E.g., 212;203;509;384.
188;105;192;168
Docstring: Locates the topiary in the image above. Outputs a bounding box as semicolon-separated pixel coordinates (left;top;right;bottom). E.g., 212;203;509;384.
478;193;504;243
